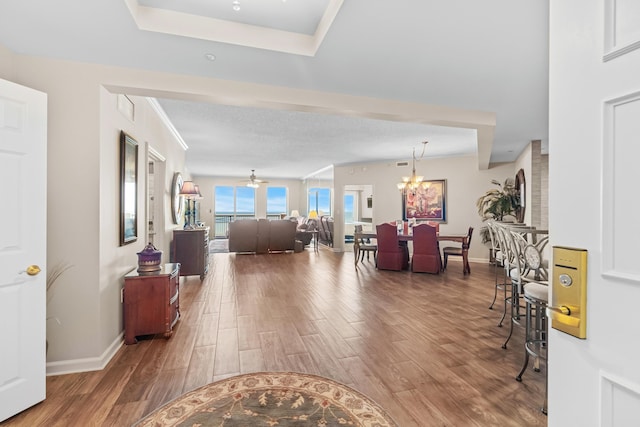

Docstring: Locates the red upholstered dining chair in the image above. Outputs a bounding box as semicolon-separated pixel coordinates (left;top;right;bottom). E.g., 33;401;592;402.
426;221;440;233
411;223;442;274
375;223;409;271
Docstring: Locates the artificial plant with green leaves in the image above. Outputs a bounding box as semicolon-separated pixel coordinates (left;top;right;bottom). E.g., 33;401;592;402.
476;178;520;243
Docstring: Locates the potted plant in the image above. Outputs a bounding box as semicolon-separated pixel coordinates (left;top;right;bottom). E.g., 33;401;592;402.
476;178;520;244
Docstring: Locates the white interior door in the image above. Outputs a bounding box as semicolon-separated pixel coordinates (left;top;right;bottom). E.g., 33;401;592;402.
0;78;47;422
549;1;640;426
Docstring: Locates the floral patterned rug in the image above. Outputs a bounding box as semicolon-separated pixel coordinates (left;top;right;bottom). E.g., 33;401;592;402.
135;372;398;426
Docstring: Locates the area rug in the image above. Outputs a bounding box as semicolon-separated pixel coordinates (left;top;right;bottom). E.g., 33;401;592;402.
209;238;229;253
135;371;398;426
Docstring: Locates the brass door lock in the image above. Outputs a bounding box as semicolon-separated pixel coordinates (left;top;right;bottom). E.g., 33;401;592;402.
552;247;587;339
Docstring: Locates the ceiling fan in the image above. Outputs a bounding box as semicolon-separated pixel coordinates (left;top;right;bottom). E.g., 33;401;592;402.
242;169;268;188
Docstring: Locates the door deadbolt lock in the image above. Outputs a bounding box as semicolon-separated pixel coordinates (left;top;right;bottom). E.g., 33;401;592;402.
558;274;572;287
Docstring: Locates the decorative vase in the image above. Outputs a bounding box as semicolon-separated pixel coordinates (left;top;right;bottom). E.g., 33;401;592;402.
137;243;162;273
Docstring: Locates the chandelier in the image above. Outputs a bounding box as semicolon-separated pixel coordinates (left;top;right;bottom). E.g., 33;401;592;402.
397;141;429;194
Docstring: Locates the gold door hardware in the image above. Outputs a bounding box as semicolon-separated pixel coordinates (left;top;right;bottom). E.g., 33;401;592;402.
547;305;580;328
26;265;41;276
551;246;587;339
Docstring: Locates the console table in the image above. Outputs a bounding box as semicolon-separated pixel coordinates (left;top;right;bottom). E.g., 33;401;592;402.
123;263;180;345
171;227;209;279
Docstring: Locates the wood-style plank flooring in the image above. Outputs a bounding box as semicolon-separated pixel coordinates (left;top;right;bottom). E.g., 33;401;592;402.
5;247;547;426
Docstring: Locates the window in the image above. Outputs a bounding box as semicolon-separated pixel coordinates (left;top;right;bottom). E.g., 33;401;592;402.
266;186;287;217
213;186;256;237
344;194;354;223
214;186;234;216
308;187;331;216
235;187;256;216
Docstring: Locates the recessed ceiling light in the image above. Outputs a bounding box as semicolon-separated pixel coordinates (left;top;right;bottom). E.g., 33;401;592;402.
204;53;216;61
232;0;240;11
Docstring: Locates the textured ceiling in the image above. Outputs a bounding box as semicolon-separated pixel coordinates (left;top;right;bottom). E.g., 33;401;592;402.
0;0;550;180
159;98;478;179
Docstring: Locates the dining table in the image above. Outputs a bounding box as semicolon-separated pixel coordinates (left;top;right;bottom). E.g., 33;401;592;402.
354;231;471;274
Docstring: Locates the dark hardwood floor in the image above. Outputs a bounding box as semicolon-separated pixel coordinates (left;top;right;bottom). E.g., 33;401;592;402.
5;248;547;426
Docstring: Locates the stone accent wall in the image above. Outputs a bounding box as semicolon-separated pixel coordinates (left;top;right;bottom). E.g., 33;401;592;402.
540;153;548;230
529;140;549;229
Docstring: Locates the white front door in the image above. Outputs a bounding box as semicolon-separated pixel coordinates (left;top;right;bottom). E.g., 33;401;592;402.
549;1;640;425
0;79;47;422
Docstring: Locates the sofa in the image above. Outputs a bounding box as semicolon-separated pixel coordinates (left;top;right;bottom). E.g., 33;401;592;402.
228;219;299;253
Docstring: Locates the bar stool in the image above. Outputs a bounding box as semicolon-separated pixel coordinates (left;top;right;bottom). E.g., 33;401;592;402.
516;281;548;415
486;221;506;310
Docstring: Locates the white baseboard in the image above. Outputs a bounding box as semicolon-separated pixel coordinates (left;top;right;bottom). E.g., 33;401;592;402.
46;333;124;376
447;257;490;264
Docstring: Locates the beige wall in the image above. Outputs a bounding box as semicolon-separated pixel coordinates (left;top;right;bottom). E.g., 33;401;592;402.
98;91;188;362
0;43;16;79
1;52;188;373
0;42;545;374
333;156;517;262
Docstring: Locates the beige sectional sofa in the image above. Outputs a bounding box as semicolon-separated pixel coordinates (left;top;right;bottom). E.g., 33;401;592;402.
228;219;299;253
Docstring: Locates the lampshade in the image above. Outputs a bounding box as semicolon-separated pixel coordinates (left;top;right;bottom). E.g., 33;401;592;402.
290;210;300;218
309;210;318;219
193;184;204;200
179;180;199;198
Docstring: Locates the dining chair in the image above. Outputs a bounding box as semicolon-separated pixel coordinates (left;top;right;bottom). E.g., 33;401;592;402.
410;223;441;274
354;225;377;263
426;221;440;233
375;223;409;271
442;227;473;272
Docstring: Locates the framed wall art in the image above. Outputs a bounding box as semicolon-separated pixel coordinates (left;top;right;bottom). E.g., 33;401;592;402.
402;179;447;222
120;131;138;245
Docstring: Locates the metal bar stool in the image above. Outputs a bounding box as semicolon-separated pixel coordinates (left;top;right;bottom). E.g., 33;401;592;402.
516;281;548;415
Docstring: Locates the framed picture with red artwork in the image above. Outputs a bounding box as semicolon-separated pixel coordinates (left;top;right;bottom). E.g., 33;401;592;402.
402;179;447;222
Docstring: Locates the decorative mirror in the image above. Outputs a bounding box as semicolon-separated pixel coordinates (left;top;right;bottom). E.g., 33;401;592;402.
120;131;138;245
515;168;526;223
171;172;184;225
